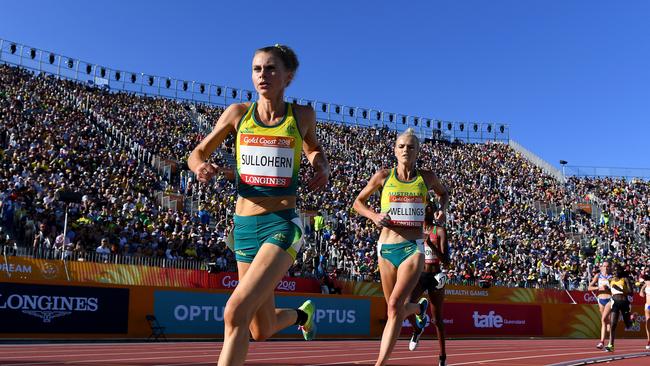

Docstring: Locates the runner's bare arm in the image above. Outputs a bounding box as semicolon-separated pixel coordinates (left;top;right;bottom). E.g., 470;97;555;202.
422;170;450;223
297;105;329;191
587;274;600;291
353;169;390;227
188;104;247;183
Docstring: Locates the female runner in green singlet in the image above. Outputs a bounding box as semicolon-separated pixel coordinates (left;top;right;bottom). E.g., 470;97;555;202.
188;45;329;366
353;129;449;366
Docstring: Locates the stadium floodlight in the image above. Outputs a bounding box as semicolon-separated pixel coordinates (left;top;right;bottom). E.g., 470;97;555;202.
148;76;154;86
115;71;121;81
559;160;568;179
499;125;505;133
131;74;137;83
447;122;452;130
199;84;205;94
85;64;92;75
165;79;171;88
67;58;74;69
246;91;253;101
473;123;478;132
335;105;341;114
30;48;36;59
216;86;222;96
10;43;16;54
100;67;106;78
49;53;55;64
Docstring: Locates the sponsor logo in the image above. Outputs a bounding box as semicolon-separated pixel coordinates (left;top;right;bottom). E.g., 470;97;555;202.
174;304;224;322
220;275;297;292
0;283;129;334
240;174;290;188
276;280;296;291
272;233;287;242
155;291;371;335
0;263;32;274
584;293;597;303
0;293;98;323
39;262;59;279
472;310;528;328
472;310;503;328
221;275;239;288
240;134;294;148
315;309;356;324
445;289;489;297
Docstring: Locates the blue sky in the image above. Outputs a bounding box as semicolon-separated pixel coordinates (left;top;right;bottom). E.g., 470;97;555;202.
1;1;648;170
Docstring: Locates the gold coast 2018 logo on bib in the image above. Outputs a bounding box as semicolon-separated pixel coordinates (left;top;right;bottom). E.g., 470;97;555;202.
239;134;295;187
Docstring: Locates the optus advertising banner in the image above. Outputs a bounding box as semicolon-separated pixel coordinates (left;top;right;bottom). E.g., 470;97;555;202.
153;290;371;336
402;302;543;337
0;282;129;333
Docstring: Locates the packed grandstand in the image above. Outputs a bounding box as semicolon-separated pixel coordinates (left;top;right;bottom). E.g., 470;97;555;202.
1;53;648;293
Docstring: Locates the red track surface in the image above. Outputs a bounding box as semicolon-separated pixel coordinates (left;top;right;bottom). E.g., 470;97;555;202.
0;339;648;366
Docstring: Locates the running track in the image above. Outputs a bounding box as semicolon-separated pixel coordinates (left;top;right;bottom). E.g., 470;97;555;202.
0;339;648;365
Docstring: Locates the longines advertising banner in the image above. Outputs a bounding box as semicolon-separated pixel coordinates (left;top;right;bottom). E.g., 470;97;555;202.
0;282;129;333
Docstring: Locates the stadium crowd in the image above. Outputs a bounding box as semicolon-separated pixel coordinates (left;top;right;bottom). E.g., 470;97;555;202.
1;63;648;290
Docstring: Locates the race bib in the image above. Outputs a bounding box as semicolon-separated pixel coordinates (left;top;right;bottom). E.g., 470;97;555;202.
239;134;295;187
386;195;425;227
424;245;436;263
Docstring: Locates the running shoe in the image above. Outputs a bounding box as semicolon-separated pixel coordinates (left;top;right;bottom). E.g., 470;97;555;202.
298;300;317;341
439;359;447;366
604;344;614;352
408;326;424;351
645;341;650;350
415;297;429;329
596;342;604;350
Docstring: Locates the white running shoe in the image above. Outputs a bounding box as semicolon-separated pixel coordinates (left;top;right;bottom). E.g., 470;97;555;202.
408;326;424;351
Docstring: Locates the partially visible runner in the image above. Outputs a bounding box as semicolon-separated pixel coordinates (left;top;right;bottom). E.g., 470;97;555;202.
407;200;449;366
188;44;329;366
353;129;449;366
605;264;635;352
639;267;650;350
587;261;613;349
